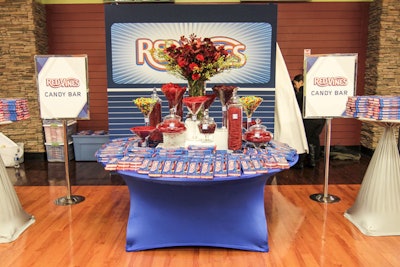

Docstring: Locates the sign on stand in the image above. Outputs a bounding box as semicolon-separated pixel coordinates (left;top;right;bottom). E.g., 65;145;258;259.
304;53;357;118
303;53;357;203
35;55;90;206
35;55;90;119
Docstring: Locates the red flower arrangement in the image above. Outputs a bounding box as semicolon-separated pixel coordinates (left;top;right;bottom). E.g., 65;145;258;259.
156;34;241;97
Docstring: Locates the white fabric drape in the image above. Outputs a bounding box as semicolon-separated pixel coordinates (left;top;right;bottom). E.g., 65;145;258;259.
274;43;308;154
344;121;400;236
0;156;35;243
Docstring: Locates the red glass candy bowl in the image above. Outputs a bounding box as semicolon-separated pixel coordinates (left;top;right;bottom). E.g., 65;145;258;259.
244;130;272;144
182;96;209;114
130;126;156;140
198;122;216;134
212;85;237;105
157;118;186;133
242;119;261;129
203;93;217;110
161;83;186;107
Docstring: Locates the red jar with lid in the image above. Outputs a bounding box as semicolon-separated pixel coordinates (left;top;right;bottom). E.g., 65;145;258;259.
227;87;243;151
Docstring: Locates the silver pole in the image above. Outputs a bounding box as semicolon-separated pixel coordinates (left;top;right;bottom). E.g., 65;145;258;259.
54;120;85;206
323;118;332;198
310;118;340;203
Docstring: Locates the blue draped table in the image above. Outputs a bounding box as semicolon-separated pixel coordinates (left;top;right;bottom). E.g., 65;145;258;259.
118;165;289;252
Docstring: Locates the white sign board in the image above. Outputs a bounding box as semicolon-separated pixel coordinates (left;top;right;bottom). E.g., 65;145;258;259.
303;54;357;118
35;55;90;119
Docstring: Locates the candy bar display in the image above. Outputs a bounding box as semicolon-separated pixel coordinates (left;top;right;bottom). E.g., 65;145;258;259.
96;138;297;179
109;84;297;178
129;85;272;152
0;98;30;123
345;95;400;120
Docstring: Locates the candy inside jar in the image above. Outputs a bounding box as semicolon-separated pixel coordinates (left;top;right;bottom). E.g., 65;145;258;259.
243;118;272;148
157;108;186;148
227;87;243;151
161;83;186;119
197;110;217;142
133;97;157;126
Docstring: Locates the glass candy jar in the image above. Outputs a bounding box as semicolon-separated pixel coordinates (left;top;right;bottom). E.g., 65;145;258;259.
149;87;162;127
157;108;186;148
227;87;243;151
243;118;272;148
197;109;217;142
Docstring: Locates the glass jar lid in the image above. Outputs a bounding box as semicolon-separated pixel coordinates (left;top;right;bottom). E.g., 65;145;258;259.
244;118;272;144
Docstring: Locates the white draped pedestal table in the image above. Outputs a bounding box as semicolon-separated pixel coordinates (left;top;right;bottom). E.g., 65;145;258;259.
0;156;35;243
344;118;400;236
0;122;35;243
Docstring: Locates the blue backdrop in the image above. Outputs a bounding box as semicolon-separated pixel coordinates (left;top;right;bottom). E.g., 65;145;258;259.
105;3;277;138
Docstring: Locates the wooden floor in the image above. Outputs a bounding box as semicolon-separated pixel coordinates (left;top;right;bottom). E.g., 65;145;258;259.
2;152;400;266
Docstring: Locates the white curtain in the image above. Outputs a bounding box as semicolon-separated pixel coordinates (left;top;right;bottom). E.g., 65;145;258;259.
274;43;308;154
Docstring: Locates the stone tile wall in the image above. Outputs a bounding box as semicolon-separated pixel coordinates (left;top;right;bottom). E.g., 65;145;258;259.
362;0;400;149
0;1;47;153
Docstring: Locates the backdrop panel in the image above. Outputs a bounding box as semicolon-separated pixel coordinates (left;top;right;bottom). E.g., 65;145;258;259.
105;3;277;138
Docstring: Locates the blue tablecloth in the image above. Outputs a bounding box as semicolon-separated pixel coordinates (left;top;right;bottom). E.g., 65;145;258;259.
118;168;284;252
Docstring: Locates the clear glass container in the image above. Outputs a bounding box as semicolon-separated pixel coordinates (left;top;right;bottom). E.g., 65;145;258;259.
227;87;243;151
240;96;263;130
197;109;217;142
149;87;162;127
157;108;186;148
212;85;236;128
244;118;272;148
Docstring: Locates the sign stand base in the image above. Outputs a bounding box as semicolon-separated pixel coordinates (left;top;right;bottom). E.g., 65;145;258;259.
310;193;340;203
55;195;85;206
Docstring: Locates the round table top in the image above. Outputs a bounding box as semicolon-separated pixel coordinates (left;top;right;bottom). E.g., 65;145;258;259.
357;117;400;127
118;168;282;184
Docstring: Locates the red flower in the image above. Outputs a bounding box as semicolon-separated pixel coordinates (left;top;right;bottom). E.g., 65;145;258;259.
196;54;204;61
192;73;200;80
167;44;176;51
189;62;198;71
177;57;186;68
214;52;221;61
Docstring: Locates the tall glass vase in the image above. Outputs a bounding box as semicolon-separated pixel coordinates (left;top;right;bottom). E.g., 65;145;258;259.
187;79;206;120
187;79;206;97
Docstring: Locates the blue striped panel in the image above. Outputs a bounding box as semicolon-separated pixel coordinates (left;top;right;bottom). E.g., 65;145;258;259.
107;89;275;139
